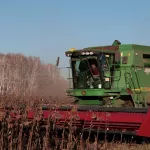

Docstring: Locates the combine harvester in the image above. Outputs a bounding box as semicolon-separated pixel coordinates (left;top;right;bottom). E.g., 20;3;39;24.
10;40;150;139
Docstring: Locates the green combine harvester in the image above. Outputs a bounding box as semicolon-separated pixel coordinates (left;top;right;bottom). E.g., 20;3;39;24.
9;40;150;138
65;40;150;108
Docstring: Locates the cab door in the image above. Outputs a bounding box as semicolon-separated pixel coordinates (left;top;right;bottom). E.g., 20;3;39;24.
98;53;115;89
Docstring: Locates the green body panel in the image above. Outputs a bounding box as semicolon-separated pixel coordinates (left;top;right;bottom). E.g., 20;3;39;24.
67;89;127;96
79;100;102;105
65;41;150;107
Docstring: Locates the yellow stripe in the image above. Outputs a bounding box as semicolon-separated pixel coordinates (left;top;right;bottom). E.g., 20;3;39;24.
132;87;150;92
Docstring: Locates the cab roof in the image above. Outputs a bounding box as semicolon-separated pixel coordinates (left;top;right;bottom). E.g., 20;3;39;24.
65;40;150;55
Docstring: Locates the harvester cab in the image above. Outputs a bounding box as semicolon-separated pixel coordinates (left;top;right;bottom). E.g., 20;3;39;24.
65;40;123;107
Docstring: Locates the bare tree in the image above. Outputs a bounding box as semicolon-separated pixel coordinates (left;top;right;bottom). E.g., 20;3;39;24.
0;53;70;107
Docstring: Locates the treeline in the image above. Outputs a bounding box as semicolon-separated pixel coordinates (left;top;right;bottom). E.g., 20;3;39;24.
0;53;69;107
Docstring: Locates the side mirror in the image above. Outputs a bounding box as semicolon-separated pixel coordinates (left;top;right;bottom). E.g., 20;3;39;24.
56;57;60;67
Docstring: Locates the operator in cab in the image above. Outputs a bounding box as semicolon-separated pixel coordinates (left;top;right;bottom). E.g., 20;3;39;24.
90;64;100;76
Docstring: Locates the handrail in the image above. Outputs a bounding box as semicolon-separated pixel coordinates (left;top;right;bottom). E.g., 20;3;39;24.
124;72;136;91
124;69;141;94
133;66;141;93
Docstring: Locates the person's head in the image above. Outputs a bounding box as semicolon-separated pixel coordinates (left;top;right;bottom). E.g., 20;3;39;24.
91;64;97;69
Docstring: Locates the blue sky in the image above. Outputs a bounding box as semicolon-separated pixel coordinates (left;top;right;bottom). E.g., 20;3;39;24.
0;0;150;78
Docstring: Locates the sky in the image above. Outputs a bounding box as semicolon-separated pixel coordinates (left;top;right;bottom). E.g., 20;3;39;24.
0;0;150;78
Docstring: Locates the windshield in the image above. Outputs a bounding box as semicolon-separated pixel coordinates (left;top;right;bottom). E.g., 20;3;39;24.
72;57;101;89
71;53;115;89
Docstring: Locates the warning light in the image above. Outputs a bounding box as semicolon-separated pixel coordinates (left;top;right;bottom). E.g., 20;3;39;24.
69;48;76;52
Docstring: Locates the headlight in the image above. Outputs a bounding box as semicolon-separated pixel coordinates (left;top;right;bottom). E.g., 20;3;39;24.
85;52;90;55
89;52;94;55
66;53;72;57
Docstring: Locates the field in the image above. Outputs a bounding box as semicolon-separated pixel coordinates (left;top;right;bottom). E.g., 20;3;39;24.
0;112;150;150
0;53;149;150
